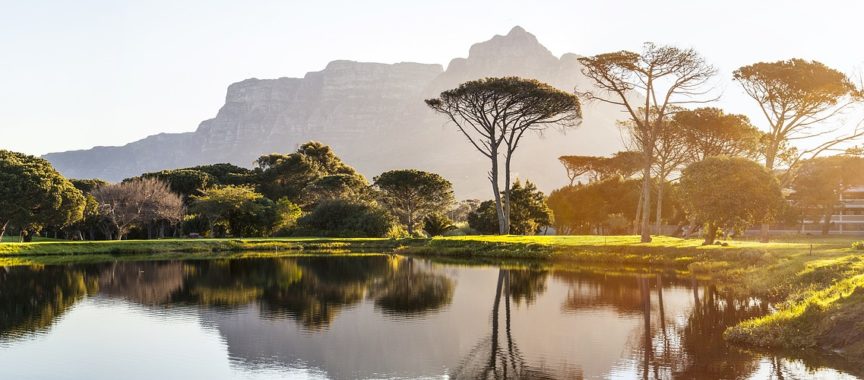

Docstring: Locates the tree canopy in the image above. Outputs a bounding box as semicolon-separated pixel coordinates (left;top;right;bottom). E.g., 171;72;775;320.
373;169;454;235
578;43;717;242
679;157;782;244
673;107;762;161
427;77;581;234
139;169;215;202
190;163;253;185
69;178;109;194
547;178;646;235
0;150;86;241
300;173;370;209
296;199;395;238
734;59;861;176
255;141;364;203
790;155;864;234
734;58;861;241
92;178;184;240
468;180;553;235
190;185;293;237
507;180;554;235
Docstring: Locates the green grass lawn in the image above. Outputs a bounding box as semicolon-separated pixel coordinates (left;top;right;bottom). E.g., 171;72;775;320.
435;233;853;248
0;233;854;262
0;236;404;256
0;235;63;243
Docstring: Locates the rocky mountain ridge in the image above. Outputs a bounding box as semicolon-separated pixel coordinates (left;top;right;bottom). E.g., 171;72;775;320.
45;26;625;198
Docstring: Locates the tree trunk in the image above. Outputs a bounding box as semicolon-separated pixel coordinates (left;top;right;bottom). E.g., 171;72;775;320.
406;205;414;235
503;153;513;235
639;160;653;243
704;223;718;245
654;180;665;236
759;223;770;243
760;149;777;243
821;206;833;235
633;190;643;234
0;220;8;242
489;270;504;369
490;151;507;235
639;277;651;380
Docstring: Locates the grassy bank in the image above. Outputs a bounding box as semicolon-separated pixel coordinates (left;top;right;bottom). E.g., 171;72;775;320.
2;234;862;362
410;235;864;365
0;237;410;257
724;253;864;361
398;235;809;268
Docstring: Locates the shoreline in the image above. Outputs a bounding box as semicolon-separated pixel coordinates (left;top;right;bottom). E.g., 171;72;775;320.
1;234;862;367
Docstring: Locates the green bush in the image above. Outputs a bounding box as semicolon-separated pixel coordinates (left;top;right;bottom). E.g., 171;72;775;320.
422;212;456;236
467;200;499;234
385;224;411;239
296;199;395;237
467;181;553;235
182;214;210;236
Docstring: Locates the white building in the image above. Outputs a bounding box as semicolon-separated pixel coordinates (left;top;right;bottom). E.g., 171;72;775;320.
800;186;864;234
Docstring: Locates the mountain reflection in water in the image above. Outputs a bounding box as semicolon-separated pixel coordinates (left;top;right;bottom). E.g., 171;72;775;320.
0;256;858;379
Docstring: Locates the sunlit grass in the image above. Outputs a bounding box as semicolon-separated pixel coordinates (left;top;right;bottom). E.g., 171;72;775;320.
0;235;62;243
0;237;402;256
726;270;864;354
435;234;852;249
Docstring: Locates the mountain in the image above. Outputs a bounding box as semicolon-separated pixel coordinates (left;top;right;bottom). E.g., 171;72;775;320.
44;26;625;198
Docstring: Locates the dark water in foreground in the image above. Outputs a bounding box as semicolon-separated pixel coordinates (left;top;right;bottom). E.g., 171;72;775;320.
0;255;858;379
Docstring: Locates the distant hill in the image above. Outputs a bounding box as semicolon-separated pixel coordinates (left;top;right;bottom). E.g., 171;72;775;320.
44;26;626;198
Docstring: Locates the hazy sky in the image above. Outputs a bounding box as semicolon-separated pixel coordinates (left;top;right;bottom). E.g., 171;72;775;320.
2;0;862;155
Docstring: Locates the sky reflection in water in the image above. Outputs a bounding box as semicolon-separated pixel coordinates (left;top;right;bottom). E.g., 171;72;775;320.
0;256;858;379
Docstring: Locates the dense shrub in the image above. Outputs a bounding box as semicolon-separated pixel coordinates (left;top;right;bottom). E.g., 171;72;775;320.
680;156;782;244
296;200;395;237
467;181;553;235
191;185;287;238
467;200;500;234
422;213;456;236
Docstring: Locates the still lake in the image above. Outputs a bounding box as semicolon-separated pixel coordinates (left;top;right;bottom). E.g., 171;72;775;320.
0;255;859;379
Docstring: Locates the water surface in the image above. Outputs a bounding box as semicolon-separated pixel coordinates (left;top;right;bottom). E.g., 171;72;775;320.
0;255;858;379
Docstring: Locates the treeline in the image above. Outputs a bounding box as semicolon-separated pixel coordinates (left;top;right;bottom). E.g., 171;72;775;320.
4;43;864;244
423;48;864;244
547;126;864;243
0;142;555;241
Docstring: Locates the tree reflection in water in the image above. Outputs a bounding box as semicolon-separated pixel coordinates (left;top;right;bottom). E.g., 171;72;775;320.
0;265;99;340
368;257;454;317
559;271;774;379
99;261;185;305
169;256;454;329
451;269;571;379
0;259;856;379
0;256;457;335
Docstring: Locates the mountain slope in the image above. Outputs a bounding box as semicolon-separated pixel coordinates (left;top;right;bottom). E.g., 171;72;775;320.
44;27;625;198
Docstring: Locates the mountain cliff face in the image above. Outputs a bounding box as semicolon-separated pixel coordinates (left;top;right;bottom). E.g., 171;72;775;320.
44;27;625;198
